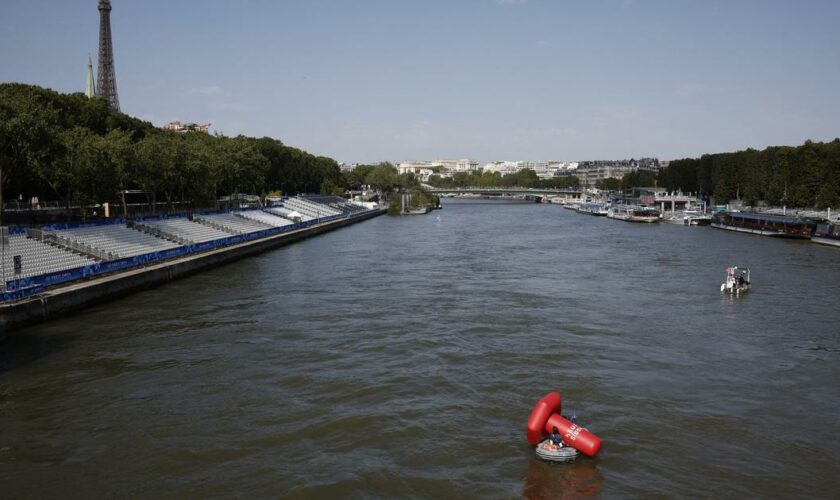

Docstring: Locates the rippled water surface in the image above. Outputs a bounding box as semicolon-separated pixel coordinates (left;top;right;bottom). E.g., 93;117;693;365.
2;199;839;497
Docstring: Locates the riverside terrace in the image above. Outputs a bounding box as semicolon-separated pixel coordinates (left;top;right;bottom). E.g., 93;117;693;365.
0;195;376;303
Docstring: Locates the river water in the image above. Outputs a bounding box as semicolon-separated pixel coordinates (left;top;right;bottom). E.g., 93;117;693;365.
1;199;839;498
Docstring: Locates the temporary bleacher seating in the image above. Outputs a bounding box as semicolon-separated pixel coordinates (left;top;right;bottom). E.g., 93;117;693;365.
0;234;97;280
235;210;296;228
47;224;181;260
266;206;312;222
136;217;231;244
2;195;376;297
299;195;367;215
194;213;273;235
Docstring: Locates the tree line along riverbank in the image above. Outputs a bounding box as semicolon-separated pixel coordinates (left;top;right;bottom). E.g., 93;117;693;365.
2;83;838;214
0;84;426;220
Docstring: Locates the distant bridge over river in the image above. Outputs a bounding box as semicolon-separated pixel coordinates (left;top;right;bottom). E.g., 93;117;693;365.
424;187;582;202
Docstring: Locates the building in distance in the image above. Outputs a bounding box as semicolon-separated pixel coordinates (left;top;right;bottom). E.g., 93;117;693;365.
397;159;480;182
575;158;660;187
482;161;579;179
164;121;211;134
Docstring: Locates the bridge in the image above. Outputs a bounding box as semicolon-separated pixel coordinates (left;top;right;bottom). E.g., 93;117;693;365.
423;186;582;203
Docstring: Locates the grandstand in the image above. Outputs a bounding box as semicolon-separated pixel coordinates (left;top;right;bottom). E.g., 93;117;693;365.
299;195;368;215
194;213;273;235
281;197;342;218
265;206;313;222
235;210;296;228
2;195;380;299
1;234;97;280
47;224;181;260
136;217;231;244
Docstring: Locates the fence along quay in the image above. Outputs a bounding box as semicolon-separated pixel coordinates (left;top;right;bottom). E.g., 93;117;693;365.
0;196;383;332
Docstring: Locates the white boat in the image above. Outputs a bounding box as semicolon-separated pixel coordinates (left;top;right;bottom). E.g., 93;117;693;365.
607;205;660;223
662;209;711;225
682;210;712;226
576;202;609;216
720;266;751;295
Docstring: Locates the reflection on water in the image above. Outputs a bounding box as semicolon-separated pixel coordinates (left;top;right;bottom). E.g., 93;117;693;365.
523;458;604;499
1;199;839;497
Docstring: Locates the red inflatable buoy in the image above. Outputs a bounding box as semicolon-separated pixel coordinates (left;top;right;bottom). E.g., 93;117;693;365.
526;392;561;445
526;392;603;457
545;414;602;457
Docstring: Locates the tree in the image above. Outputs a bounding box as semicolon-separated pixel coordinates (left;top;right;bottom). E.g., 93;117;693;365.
364;162;402;192
596;178;620;191
343;164;375;190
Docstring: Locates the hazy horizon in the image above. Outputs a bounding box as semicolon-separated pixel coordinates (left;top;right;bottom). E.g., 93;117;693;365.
2;0;839;164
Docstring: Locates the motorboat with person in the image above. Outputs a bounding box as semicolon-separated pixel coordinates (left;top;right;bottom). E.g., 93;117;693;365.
720;266;751;295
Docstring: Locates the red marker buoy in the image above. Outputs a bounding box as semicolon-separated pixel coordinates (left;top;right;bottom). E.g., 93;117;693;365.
545;413;601;457
526;392;561;445
526;392;602;457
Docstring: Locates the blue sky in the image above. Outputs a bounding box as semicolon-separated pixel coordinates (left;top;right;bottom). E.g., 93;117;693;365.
2;0;839;164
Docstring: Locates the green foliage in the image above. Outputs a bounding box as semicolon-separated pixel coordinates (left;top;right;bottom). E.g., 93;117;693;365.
342;164;375;190
386;187;439;216
364;162;402;192
620;170;656;191
660;139;840;207
595;177;621;191
0;83;345;210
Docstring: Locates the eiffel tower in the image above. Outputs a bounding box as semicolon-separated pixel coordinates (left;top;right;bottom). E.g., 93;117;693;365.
95;0;120;111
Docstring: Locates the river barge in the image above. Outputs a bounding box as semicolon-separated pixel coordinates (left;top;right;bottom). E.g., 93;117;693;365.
710;211;816;238
607;205;660;223
576;202;609;216
812;222;840;247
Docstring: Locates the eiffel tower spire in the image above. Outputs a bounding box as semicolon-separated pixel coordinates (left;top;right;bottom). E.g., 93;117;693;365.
95;0;120;111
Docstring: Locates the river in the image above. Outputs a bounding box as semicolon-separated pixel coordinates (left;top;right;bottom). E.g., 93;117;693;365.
1;199;839;498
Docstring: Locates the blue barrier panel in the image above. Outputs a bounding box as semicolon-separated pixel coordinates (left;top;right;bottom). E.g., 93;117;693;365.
6;276;33;290
197;208;229;216
135;212;188;223
1;285;44;302
9;226;29;236
41;218;126;232
8;266;85;290
98;257;140;274
194;241;216;253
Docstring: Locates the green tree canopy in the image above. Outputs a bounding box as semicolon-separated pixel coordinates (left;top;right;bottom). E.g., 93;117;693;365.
0;83;348;213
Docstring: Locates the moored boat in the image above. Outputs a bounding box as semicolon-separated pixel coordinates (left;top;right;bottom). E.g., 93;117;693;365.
576;202;609;216
711;211;816;238
607;205;660;223
682;210;712;226
812;222;840;247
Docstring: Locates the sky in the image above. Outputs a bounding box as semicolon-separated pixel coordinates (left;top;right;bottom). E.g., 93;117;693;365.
1;0;839;164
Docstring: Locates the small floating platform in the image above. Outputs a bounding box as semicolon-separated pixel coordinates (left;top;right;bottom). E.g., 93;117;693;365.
535;439;580;462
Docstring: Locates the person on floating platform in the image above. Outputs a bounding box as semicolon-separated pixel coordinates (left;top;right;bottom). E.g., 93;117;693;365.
547;426;565;447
